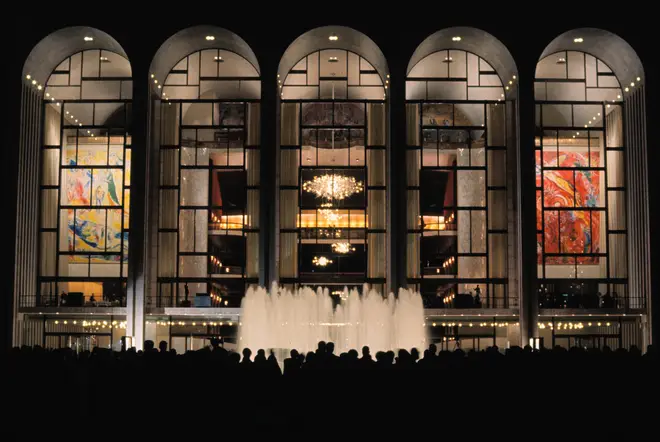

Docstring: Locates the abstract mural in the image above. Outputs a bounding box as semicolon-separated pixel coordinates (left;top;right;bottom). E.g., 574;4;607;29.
536;151;601;264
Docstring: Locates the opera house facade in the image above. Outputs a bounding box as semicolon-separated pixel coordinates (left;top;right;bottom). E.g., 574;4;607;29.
9;23;654;352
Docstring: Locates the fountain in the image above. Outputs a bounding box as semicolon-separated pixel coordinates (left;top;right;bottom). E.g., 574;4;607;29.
239;284;427;359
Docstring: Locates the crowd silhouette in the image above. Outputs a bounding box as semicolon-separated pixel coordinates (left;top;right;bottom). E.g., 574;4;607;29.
7;341;658;433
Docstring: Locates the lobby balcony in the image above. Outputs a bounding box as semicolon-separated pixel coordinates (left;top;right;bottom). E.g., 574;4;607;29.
537;290;647;316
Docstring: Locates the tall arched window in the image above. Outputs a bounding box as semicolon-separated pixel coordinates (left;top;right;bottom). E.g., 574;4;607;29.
151;27;261;309
533;29;650;348
36;47;133;307
277;26;388;295
406;29;518;321
535;51;625;298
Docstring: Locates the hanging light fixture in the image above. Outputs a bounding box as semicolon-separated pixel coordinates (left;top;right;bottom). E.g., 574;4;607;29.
331;242;355;254
318;202;342;226
312;256;333;267
303;174;363;200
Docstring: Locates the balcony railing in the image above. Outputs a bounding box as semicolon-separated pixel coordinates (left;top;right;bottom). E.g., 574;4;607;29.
538;292;646;310
20;294;126;309
421;292;516;309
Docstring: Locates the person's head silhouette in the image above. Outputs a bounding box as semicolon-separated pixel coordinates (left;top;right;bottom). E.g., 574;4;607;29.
144;340;155;352
327;342;335;355
158;340;167;353
362;346;371;358
242;347;252;362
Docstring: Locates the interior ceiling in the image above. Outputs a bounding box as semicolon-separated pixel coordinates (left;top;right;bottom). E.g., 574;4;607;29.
23;26;128;87
150;25;260;92
539;28;644;88
407;27;518;96
278;26;389;83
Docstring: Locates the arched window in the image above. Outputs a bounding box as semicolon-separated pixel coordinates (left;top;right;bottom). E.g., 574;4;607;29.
534;29;649;341
277;26;389;294
150;26;261;309
405;28;518;323
21;29;133;310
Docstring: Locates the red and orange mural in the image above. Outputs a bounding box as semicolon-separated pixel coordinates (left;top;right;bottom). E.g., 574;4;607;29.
536;151;601;264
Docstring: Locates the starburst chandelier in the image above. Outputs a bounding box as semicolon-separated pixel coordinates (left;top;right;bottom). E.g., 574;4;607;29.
318;202;342;226
331;242;355;254
303;174;363;200
312;256;333;267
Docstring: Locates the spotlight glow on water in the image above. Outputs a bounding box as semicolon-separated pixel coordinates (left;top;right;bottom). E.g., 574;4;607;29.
239;284;426;358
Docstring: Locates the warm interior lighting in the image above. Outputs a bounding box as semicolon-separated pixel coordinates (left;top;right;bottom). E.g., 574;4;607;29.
328;56;339;63
205;35;215;41
302;174;363;200
452;36;461;41
329;34;338;41
573;37;583;43
84;36;94;42
331;242;355;254
214;56;224;62
313;256;333;267
210;213;248;230
298;212;366;229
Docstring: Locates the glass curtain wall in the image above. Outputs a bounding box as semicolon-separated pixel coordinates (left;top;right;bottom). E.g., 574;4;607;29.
156;49;261;308
37;50;133;307
406;50;509;309
535;51;629;309
279;49;387;294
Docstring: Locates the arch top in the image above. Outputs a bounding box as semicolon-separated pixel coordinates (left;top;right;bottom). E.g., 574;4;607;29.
149;25;260;92
538;28;644;88
278;26;389;83
23;26;129;88
407;27;518;95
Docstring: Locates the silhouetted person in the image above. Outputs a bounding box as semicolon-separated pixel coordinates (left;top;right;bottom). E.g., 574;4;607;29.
303;351;316;369
268;350;282;375
254;349;267;370
241;348;253;367
158;341;167;353
314;341;325;366
411;348;420;363
347;349;359;369
360;346;375;369
144;340;155;353
284;349;301;375
326;342;339;368
59;291;67;306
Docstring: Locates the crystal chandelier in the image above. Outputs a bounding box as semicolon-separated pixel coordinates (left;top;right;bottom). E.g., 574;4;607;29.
303;174;363;200
312;256;333;267
331;242;355;254
318;202;342;226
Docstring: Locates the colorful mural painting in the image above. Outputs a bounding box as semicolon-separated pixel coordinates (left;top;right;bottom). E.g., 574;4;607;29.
536;151;601;264
67;208;127;263
63;168;91;206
